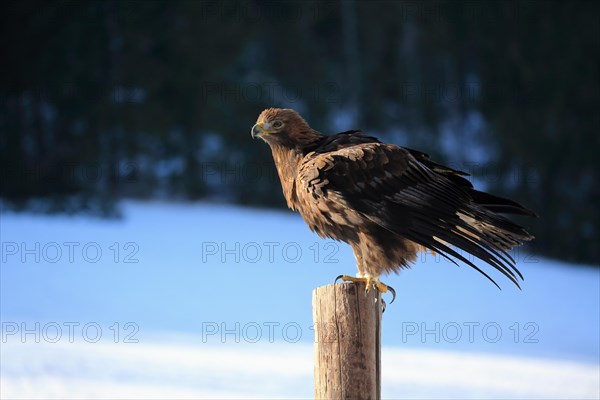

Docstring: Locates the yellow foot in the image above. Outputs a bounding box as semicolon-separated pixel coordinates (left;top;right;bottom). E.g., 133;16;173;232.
335;275;396;304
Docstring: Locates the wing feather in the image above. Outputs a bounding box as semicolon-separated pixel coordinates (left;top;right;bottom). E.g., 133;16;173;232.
297;136;531;288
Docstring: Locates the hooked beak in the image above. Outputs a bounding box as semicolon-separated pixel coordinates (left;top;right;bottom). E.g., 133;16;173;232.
251;123;264;139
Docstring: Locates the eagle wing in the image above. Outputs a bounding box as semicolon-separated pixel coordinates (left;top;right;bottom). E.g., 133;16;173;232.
297;133;533;288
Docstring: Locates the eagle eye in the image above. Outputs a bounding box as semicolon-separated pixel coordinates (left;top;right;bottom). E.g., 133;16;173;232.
272;120;284;129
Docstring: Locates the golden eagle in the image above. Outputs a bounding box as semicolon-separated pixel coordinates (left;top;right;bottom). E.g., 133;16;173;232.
252;108;535;292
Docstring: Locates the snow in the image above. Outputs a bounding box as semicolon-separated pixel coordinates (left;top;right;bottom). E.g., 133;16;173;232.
1;200;599;398
2;341;598;399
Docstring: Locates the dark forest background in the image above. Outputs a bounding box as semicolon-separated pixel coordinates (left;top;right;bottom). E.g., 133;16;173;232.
1;0;598;264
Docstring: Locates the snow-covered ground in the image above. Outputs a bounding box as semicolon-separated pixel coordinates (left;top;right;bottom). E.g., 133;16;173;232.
1;201;599;398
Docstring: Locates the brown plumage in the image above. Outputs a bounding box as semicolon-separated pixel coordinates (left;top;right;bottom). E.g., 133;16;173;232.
251;108;536;289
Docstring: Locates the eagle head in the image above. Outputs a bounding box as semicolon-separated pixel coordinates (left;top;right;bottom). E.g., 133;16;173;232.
251;108;318;147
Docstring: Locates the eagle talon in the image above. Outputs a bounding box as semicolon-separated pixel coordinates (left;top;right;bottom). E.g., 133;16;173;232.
374;281;396;305
387;285;396;304
335;275;396;306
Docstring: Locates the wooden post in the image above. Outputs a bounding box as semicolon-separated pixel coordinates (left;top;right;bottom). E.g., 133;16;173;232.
312;282;382;399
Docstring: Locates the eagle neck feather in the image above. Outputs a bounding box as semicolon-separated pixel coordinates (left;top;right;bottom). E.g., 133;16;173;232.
269;129;322;210
269;145;303;210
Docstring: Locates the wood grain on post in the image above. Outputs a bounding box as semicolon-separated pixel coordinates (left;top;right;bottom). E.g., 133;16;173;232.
312;282;382;399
